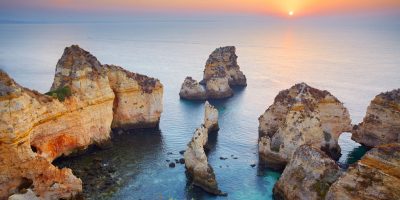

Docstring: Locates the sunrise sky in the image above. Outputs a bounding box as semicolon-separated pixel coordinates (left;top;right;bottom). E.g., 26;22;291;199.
1;0;400;21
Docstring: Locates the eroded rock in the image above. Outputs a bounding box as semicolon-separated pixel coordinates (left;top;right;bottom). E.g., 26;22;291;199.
184;101;225;195
179;46;245;100
326;143;400;200
0;45;163;199
352;89;400;147
258;83;351;170
273;145;341;200
179;77;207;100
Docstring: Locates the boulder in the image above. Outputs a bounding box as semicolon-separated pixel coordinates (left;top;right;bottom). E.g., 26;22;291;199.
204;101;219;132
352;89;400;147
326;143;400;200
273;145;341;200
258;83;351;170
179;77;207;100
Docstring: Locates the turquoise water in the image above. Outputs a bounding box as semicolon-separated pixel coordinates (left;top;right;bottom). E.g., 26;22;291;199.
1;19;399;199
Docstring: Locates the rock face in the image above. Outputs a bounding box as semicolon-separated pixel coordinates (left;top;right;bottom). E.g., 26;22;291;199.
105;64;163;129
0;45;163;199
179;77;207;100
273;145;341;200
204;101;219;132
179;46;246;100
352;89;400;147
184;101;225;195
326;143;400;200
258;83;351;170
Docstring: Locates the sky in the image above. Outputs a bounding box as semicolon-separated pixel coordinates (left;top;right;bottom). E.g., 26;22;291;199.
0;0;400;21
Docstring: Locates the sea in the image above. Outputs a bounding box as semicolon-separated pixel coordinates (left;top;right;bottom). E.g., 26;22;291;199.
1;16;399;199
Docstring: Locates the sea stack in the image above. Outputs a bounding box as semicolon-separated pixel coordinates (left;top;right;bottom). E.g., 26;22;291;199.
184;101;225;195
0;45;163;199
179;46;246;100
326;143;400;200
352;88;400;147
258;83;351;170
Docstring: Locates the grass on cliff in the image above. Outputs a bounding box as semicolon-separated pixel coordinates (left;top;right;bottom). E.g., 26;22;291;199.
45;86;72;102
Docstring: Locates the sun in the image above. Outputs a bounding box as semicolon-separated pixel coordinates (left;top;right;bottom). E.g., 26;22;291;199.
289;11;294;16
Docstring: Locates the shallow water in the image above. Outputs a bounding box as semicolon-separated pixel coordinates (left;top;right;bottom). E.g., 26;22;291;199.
1;19;399;199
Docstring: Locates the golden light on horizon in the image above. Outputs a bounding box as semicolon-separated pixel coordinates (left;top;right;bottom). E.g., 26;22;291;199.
289;11;294;16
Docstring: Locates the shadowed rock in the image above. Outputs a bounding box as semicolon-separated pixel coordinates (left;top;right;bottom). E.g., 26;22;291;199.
352;88;400;147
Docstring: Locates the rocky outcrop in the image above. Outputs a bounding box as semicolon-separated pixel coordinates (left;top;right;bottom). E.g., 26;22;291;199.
179;46;245;100
273;145;341;200
105;64;163;129
352;89;400;147
203;46;246;86
179;77;207;100
326;143;400;200
258;83;351;170
0;45;163;199
184;101;225;195
204;101;219;132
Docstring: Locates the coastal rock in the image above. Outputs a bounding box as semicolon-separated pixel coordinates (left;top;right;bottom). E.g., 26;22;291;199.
0;70;82;199
184;102;224;195
179;77;207;100
204;101;219;132
273;145;341;200
105;64;163;129
0;45;163;199
352;89;400;147
179;46;245;100
326;143;400;200
258;83;351;170
203;46;246;86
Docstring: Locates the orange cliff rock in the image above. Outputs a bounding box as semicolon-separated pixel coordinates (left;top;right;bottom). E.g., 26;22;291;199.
0;45;163;199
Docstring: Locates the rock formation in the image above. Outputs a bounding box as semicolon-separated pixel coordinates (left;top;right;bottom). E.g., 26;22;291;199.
326;143;400;200
258;83;351;170
203;46;246;86
204;101;219;132
179;77;207;100
0;45;163;199
352;89;400;147
184;101;225;195
273;145;341;200
179;46;246;100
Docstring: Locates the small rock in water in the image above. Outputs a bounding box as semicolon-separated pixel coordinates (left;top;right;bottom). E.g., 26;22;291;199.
175;159;179;163
169;162;176;168
179;150;186;155
179;158;185;164
166;159;170;162
250;164;256;168
167;152;173;155
219;157;228;160
233;157;238;159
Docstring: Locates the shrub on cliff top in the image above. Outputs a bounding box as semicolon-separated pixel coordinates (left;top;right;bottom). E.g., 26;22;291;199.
45;86;72;102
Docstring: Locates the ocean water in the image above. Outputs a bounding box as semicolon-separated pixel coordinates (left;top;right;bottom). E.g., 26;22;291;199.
1;19;399;199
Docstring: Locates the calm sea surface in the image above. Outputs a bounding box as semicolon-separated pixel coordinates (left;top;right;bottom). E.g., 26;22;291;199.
1;19;399;199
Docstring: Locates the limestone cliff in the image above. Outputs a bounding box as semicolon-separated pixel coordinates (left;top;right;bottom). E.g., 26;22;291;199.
258;83;351;170
352;89;400;147
326;143;400;200
184;101;225;195
179;46;245;100
0;45;163;199
0;70;82;199
105;64;163;129
273;145;341;200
